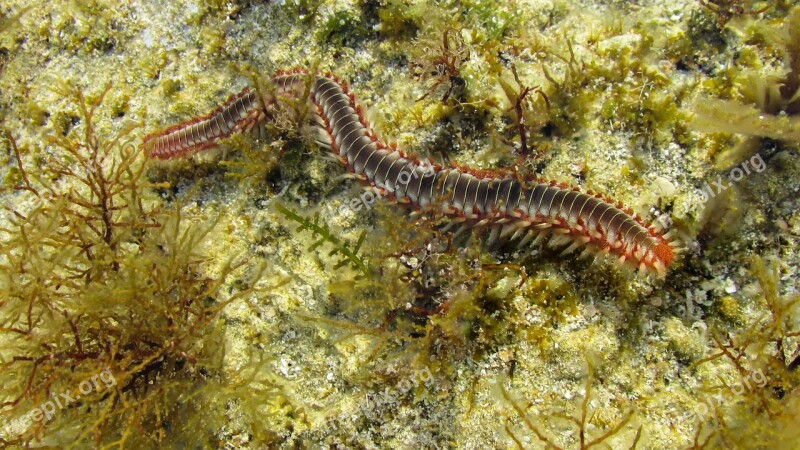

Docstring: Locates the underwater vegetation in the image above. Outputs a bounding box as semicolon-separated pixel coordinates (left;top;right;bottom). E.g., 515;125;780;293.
0;4;29;37
680;257;800;449
697;0;772;28
499;360;640;450
691;3;800;169
0;0;798;448
275;203;368;276
0;84;291;447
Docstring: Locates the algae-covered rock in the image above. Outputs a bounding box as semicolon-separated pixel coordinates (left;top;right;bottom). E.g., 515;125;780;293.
1;0;798;448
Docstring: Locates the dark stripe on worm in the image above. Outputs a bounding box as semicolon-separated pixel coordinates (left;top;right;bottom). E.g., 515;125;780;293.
495;178;512;212
549;189;567;220
420;169;441;208
372;151;394;188
560;190;579;220
384;157;406;192
361;143;383;178
476;178;490;213
351;139;373;174
405;167;426;203
506;180;522;215
453;174;471;210
526;183;545;217
443;171;461;209
393;162;414;199
569;193;592;225
465;177;479;214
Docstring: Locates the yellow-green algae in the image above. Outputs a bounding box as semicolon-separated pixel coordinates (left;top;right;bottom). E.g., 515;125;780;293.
1;0;799;448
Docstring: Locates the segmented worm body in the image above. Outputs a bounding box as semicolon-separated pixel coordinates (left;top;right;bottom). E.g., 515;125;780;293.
143;87;265;159
144;69;677;275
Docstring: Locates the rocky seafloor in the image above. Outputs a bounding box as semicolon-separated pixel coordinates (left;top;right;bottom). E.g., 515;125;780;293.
1;0;799;448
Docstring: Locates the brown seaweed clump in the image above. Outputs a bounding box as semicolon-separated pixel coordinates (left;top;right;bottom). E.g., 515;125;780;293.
0;83;288;447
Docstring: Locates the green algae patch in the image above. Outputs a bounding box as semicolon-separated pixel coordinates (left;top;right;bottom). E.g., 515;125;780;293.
663;317;706;364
